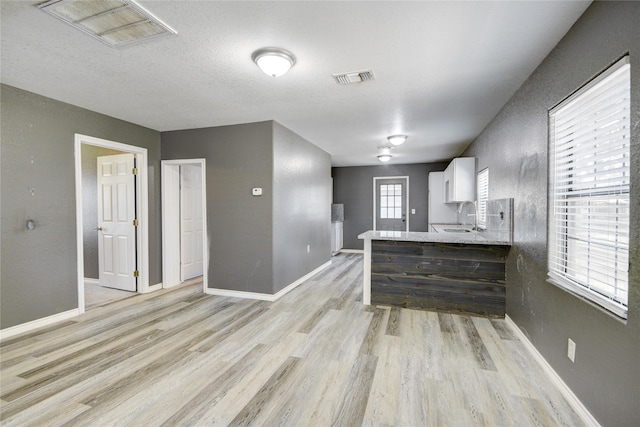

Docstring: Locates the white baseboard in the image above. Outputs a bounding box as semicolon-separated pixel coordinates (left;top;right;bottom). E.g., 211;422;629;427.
84;278;100;286
339;249;364;254
0;309;81;341
205;260;332;302
504;315;600;427
143;283;163;293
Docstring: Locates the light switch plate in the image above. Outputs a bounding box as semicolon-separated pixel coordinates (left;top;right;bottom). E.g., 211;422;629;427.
252;187;262;196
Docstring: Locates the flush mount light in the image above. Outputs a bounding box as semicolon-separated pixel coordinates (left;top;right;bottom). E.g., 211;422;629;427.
387;135;407;146
252;47;296;77
36;0;176;48
377;154;392;163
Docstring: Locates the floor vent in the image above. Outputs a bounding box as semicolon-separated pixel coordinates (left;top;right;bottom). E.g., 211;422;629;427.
333;70;375;85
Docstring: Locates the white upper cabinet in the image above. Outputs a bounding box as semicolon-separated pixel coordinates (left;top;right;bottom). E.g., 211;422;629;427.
443;157;476;203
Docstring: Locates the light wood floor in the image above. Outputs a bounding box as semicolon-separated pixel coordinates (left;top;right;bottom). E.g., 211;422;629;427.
1;254;585;426
84;281;135;309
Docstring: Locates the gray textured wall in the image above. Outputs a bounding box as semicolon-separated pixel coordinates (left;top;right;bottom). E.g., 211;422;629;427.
81;145;123;279
272;122;332;293
332;162;449;249
461;2;640;425
162;122;275;294
0;84;162;329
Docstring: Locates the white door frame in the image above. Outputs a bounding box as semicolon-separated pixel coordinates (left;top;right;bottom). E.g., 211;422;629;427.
74;134;150;314
161;159;208;293
373;176;410;231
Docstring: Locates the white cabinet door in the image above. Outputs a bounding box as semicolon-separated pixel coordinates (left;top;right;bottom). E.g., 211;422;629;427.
331;222;343;253
444;157;476;203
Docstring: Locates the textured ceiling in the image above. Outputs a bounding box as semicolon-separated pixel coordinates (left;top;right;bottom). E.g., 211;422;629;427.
0;1;591;166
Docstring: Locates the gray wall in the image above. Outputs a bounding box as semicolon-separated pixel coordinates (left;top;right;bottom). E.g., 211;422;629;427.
162;122;274;294
461;2;640;425
0;84;162;329
81;145;123;279
332;162;449;249
273;122;332;293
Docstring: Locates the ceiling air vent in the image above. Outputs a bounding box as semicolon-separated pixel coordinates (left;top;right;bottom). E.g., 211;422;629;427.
36;0;176;48
333;70;375;85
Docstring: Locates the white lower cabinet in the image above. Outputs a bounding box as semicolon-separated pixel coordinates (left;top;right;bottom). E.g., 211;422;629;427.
331;221;343;254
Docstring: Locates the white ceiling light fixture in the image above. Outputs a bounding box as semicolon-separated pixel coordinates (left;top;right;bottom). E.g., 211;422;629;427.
387;134;408;146
36;0;177;48
252;47;296;77
377;146;393;163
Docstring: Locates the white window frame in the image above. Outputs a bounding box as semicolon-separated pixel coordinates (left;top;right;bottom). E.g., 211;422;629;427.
476;168;489;229
547;56;630;319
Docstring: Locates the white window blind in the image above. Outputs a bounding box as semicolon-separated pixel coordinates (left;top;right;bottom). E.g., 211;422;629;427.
548;56;630;319
476;168;489;229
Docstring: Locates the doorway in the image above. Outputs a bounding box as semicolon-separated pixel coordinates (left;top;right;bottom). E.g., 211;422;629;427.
161;159;208;292
373;176;409;231
74;134;150;314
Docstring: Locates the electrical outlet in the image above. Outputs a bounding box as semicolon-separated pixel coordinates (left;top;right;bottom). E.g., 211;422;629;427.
307;244;310;253
567;338;576;363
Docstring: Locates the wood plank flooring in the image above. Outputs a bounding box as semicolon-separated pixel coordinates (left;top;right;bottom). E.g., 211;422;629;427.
1;254;586;426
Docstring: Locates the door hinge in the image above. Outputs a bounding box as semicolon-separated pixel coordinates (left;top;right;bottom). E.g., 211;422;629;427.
132;167;138;175
133;270;139;278
133;219;139;227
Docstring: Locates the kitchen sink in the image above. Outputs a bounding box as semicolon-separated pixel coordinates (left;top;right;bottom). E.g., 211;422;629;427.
443;228;472;233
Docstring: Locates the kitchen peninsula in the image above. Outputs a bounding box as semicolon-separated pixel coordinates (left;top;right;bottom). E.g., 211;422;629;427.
358;229;512;317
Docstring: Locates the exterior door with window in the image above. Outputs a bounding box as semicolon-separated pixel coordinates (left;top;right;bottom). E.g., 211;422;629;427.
375;177;408;231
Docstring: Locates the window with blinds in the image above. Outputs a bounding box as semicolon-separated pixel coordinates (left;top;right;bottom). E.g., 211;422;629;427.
476;168;489;229
548;56;630;319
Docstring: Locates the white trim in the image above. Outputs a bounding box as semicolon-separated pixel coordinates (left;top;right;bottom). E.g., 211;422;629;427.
84;278;100;286
339;249;365;254
362;238;371;305
75;134;150;315
504;315;600;427
161;159;208;294
373;176;410;231
143;283;163;293
0;309;81;341
205;260;331;302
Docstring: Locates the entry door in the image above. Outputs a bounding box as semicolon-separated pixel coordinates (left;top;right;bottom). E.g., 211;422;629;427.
180;165;204;280
375;177;408;231
97;153;137;291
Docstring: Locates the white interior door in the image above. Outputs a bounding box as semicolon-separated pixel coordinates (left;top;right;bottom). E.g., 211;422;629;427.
97;153;137;291
181;164;204;280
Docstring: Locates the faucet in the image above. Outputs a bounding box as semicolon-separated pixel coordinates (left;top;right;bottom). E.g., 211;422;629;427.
457;200;478;231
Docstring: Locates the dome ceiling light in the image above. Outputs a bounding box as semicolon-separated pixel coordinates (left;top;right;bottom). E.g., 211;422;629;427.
377;146;393;163
387;134;407;146
252;47;296;77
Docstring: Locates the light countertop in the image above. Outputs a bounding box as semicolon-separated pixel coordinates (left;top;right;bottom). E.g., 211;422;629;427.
357;229;512;246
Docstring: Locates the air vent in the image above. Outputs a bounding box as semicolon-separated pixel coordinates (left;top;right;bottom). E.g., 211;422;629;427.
333;70;375;85
37;0;176;48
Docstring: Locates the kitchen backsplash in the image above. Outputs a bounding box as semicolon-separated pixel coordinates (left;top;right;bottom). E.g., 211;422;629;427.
486;198;513;232
331;204;344;222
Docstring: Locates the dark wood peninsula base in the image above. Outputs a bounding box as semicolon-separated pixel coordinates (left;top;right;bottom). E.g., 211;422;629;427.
371;240;510;317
